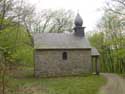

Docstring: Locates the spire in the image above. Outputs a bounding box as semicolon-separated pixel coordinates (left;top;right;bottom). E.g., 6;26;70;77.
74;13;85;37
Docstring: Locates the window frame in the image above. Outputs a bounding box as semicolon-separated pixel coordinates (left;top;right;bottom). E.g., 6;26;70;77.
62;52;68;60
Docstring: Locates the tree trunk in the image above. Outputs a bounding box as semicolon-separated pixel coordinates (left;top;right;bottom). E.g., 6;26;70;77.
2;66;5;94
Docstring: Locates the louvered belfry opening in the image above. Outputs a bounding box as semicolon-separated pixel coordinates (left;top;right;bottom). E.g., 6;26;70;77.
74;13;85;37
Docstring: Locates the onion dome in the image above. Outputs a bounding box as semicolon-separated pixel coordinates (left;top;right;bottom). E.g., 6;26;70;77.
75;13;83;27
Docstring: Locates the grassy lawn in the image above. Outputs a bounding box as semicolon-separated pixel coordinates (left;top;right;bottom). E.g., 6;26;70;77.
0;67;106;94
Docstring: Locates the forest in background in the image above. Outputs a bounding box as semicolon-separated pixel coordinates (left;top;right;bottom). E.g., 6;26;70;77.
0;0;125;75
0;0;125;94
89;0;125;73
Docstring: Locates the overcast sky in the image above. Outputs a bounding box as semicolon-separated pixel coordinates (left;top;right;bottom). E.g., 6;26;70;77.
27;0;106;31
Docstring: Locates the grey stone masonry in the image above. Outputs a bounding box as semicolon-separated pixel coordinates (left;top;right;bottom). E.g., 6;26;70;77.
34;49;92;77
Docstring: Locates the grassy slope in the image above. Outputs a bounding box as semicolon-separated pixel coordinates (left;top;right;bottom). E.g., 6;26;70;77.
2;67;106;94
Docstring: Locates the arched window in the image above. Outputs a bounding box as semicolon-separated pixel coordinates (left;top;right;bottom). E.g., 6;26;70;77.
62;52;67;60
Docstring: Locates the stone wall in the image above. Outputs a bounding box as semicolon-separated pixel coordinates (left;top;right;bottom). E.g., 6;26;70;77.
34;49;92;77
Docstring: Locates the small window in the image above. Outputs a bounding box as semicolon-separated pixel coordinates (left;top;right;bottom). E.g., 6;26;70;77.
62;52;67;60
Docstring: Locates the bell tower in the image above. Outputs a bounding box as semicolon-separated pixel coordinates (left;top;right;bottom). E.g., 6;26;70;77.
74;13;85;37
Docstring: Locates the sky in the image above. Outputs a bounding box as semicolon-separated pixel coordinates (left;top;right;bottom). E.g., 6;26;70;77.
27;0;106;31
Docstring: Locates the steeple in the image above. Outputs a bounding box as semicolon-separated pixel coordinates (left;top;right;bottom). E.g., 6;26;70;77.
74;13;85;37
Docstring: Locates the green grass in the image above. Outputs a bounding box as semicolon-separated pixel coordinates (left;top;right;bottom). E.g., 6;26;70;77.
7;76;106;94
0;67;106;94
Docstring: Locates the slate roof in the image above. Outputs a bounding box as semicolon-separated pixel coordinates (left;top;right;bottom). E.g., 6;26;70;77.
33;33;91;49
91;48;100;56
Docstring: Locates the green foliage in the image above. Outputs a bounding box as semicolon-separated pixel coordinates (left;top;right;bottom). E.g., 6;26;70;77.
13;46;33;66
88;12;125;73
88;32;104;50
0;18;33;67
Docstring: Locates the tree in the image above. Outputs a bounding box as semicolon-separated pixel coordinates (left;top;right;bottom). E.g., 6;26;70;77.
32;9;74;33
0;0;35;93
105;0;125;15
89;10;125;73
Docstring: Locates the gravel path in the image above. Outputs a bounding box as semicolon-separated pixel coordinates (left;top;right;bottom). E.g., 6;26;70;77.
99;73;125;94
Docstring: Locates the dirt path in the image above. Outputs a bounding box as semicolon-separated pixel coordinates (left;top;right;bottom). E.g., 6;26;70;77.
99;73;125;94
